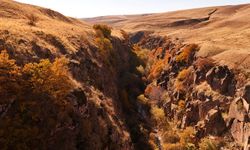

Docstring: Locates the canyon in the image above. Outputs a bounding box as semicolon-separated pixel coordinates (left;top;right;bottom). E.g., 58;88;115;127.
0;0;250;149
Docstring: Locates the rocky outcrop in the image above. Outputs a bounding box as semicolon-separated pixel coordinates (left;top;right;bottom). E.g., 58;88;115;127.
206;65;236;96
228;84;250;148
132;32;248;149
196;108;226;138
229;97;249;122
243;83;250;103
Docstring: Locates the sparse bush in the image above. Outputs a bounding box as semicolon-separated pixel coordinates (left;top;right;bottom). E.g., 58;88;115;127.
147;60;164;80
133;44;149;64
148;133;159;150
162;127;196;150
236;99;244;111
163;143;186;150
178;100;186;110
199;137;224;150
94;37;113;52
162;131;180;144
147;52;171;81
137;94;149;105
174;68;194;92
136;65;145;75
27;14;38;26
176;44;198;63
151;106;168;127
179;127;195;144
145;85;153;96
93;24;112;38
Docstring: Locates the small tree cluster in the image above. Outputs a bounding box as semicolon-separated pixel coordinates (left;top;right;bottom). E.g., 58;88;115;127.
0;50;21;102
93;24;113;57
0;50;76;149
150;106;168;128
162;127;196;150
198;136;225;150
147;52;171;81
93;24;112;38
94;37;113;52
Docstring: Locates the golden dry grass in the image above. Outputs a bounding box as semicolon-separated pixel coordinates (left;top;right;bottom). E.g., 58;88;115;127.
0;0;94;57
85;4;250;70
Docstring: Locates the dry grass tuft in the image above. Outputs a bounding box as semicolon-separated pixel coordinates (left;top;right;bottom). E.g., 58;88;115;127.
27;14;39;26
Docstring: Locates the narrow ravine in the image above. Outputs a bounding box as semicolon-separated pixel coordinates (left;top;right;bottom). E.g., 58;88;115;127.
125;30;249;149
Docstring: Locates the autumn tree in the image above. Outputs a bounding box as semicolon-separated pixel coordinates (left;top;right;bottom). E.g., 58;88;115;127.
176;44;198;64
22;57;74;99
0;50;76;149
93;24;112;38
0;50;21;103
174;67;194;93
93;24;114;63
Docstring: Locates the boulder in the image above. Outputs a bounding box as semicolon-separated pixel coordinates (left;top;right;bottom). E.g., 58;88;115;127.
204;108;226;136
228;97;249;122
243;83;250;104
198;99;220;120
206;66;236;96
145;85;165;102
195;108;226;138
181;100;200;128
231;120;250;146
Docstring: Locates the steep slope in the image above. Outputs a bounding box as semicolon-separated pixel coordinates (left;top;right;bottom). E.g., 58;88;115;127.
84;4;250;149
127;32;250;150
0;0;144;149
84;4;250;71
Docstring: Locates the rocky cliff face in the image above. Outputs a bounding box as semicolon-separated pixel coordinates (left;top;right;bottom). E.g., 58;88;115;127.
0;1;140;149
130;32;250;149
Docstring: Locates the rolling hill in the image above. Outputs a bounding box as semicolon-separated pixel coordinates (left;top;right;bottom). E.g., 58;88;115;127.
84;4;250;71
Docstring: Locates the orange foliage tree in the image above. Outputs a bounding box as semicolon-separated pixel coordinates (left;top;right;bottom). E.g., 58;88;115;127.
174;67;194;93
22;57;73;99
0;50;76;149
93;24;113;58
176;44;198;64
0;50;21;102
147;52;171;81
